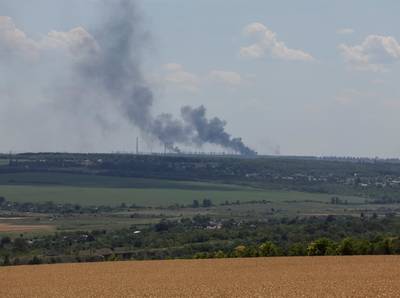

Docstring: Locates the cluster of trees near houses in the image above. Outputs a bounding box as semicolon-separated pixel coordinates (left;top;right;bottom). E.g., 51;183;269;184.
2;214;400;266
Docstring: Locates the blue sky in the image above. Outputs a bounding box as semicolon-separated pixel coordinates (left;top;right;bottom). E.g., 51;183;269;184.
1;0;400;157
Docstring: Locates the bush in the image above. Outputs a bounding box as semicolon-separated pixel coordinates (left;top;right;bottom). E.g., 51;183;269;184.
213;250;226;258
28;256;42;265
233;245;248;258
258;242;280;257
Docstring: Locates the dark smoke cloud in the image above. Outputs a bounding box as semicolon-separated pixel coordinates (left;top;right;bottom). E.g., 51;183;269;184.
180;106;256;156
75;0;256;155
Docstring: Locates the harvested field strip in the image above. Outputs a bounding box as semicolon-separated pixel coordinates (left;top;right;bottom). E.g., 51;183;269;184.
0;223;54;232
0;256;399;297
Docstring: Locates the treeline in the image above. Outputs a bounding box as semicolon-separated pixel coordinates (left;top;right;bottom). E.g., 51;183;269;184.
194;236;400;259
0;197;117;214
2;235;400;266
2;215;400;266
7;152;400;194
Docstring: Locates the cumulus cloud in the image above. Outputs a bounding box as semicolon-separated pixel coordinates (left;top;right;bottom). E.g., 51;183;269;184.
339;35;400;71
337;28;355;35
42;27;100;56
240;22;314;61
163;63;199;91
0;16;38;58
208;70;242;86
0;16;99;60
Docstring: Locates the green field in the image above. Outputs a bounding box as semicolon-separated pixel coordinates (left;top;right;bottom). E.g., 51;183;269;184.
0;185;363;207
0;172;243;191
0;172;365;207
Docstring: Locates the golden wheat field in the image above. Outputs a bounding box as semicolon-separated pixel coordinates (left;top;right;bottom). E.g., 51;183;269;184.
0;256;399;297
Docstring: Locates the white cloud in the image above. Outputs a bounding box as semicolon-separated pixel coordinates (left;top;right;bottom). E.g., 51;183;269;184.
339;35;400;71
240;22;314;61
42;27;100;56
163;63;199;91
337;28;355;35
0;16;99;60
208;70;242;86
0;16;38;59
162;64;245;91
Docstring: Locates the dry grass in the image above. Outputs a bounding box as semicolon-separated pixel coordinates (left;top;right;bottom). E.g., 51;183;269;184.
1;256;400;297
0;223;54;232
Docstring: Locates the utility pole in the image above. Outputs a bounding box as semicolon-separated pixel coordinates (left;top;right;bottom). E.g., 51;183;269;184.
136;137;139;155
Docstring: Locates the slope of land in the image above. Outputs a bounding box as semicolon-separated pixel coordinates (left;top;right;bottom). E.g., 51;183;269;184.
1;256;399;297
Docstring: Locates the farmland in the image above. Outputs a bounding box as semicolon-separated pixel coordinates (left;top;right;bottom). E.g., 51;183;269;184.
0;223;53;233
0;184;363;207
0;256;399;297
2;153;400;265
0;172;364;207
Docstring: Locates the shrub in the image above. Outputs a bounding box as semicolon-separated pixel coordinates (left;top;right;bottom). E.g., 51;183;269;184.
258;242;280;257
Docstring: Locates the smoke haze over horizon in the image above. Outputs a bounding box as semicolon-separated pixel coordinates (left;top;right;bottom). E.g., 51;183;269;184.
0;0;256;155
2;0;400;158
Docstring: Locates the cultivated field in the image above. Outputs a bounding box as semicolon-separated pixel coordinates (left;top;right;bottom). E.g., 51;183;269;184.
0;223;53;232
0;256;399;297
0;172;363;207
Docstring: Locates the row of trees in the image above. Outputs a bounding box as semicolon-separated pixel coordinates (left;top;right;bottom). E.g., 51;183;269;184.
194;236;400;259
3;215;400;266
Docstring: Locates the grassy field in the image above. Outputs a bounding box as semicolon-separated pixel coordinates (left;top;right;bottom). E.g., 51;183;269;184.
0;172;365;207
0;172;243;190
0;184;364;207
0;256;399;297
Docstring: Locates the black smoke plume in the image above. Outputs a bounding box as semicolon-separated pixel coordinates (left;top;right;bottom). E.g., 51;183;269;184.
77;0;256;155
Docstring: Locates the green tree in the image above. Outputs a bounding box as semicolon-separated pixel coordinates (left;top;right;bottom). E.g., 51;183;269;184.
337;237;356;255
13;238;28;252
202;199;213;208
258;242;280;257
288;243;307;256
307;238;336;256
28;256;42;265
2;255;11;266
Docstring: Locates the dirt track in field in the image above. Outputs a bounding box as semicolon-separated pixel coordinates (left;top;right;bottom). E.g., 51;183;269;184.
0;256;399;297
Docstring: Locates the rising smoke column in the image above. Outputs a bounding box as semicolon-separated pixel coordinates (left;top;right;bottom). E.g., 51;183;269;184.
76;0;256;155
180;106;256;156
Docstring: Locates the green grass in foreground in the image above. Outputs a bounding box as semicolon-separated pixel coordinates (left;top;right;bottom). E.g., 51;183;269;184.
0;184;364;207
